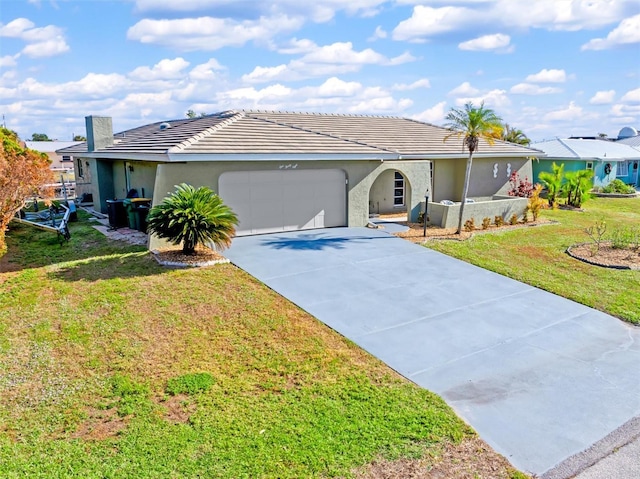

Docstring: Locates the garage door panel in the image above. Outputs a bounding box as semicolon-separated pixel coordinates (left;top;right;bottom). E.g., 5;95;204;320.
219;169;345;236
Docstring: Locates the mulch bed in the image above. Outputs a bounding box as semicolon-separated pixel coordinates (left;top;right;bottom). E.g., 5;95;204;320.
567;243;640;270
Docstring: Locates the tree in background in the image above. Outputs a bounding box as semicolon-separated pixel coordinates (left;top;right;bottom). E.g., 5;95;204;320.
73;135;86;141
31;133;52;141
501;124;531;146
444;102;503;234
146;183;238;255
186;110;208;118
0;128;54;256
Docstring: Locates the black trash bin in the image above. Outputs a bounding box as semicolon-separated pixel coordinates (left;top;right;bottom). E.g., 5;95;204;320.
135;205;150;233
106;199;127;229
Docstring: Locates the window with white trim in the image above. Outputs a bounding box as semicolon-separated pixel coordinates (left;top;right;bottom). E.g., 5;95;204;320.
585;161;593;170
76;158;84;178
393;172;405;206
61;155;72;162
617;161;628;177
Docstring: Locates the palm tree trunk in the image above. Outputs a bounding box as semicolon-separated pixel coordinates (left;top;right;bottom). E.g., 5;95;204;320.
457;152;474;234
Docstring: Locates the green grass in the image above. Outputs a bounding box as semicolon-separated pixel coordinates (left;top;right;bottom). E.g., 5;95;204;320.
426;197;640;324
0;214;473;478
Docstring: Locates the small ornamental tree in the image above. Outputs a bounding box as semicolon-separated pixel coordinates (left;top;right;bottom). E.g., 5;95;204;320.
0;128;53;256
146;183;238;255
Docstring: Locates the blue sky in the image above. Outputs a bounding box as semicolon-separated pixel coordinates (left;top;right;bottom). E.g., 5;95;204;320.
1;0;639;142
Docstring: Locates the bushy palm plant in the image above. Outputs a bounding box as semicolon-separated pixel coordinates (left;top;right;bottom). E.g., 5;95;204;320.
562;169;593;208
146;183;238;254
538;162;564;208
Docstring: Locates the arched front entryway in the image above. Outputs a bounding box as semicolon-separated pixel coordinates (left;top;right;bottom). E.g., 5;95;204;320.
368;168;412;222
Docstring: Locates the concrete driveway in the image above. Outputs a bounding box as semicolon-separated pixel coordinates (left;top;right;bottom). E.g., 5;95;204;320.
224;227;640;476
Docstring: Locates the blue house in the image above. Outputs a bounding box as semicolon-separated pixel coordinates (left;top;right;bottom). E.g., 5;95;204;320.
616;128;640;187
531;138;640;188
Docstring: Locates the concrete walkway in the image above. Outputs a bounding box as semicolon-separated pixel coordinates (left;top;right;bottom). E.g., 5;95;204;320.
224;227;640;477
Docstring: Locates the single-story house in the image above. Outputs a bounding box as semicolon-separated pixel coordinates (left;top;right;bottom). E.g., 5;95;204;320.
25;140;82;198
615;128;640;186
531;138;640;188
58;110;539;248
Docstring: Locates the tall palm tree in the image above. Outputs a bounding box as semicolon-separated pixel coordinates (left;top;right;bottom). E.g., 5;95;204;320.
501;123;531;146
444;102;503;234
146;183;238;254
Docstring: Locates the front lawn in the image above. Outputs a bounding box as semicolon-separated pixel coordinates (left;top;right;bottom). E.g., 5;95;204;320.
0;215;522;478
426;197;640;324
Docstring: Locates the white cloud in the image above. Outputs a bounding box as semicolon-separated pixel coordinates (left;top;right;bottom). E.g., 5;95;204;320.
544;101;584;121
188;58;225;80
127;15;304;51
0;17;69;58
448;81;479;96
392;79;431;91
392;0;635;42
369;25;388;41
455;89;511;109
510;83;562;95
412;101;447;124
129;58;191;81
582;14;640;50
589;90;616;104
525;69;567;83
317;77;362;97
242;42;415;83
458;33;513;52
0;55;17;68
621;87;640;103
393;6;470;41
276;38;317;54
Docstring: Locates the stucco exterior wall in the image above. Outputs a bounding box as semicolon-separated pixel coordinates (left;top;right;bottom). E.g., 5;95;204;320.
369;169;404;215
428;197;529;228
149;159;432;249
432;157;532;202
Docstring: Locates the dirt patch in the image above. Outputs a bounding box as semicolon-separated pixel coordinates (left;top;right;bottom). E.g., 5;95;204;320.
152;246;229;267
567;242;640;270
352;436;528;479
162;394;196;424
71;407;128;440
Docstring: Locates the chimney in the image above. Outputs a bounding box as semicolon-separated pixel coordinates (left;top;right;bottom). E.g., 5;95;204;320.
85;115;113;151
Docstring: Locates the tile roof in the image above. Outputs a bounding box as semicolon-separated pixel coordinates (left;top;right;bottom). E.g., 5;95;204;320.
532;138;640;160
59;110;538;158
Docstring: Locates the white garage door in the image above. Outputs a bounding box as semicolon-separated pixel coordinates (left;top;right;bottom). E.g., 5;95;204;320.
219;169;347;236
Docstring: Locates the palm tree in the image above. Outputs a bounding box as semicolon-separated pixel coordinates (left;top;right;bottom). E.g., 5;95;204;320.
146;183;238;255
444;102;503;234
501;123;531;146
538;162;564;208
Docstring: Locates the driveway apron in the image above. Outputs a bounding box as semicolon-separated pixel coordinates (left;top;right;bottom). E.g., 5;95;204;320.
224;227;640;476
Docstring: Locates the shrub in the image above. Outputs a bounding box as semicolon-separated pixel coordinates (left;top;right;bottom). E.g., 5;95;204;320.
494;215;504;227
507;171;534;198
146;183;238;254
509;214;518;225
602;179;636;195
482;217;491;230
166;372;215;396
527;184;546;221
463;217;475;232
609;227;640;250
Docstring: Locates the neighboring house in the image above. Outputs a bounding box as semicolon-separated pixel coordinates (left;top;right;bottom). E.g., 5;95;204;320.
59;111;538;245
531;138;640;188
615;127;640;186
25;140;82;198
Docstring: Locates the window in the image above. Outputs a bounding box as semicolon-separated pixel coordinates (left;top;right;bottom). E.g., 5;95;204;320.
393;172;405;206
617;161;628;177
61;155;72;162
76;158;84;178
585;161;593;170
